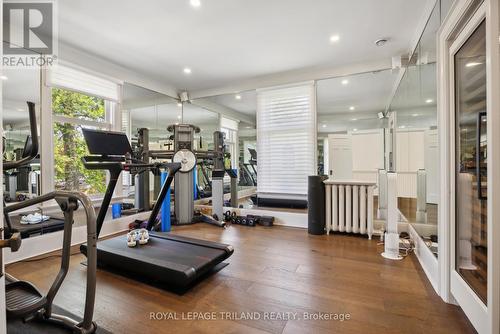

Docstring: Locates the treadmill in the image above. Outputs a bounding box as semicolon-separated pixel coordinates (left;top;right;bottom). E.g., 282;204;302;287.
79;129;234;289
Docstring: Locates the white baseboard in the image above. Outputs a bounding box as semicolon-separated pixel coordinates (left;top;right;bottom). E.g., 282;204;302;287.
408;223;439;293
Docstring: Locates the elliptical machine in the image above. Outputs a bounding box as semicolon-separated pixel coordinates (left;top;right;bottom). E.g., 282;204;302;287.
1;102;98;333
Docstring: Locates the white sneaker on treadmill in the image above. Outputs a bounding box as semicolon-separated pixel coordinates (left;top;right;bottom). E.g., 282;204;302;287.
20;213;50;225
138;229;149;245
127;230;138;247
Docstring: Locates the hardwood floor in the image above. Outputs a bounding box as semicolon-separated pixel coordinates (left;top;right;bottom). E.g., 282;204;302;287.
7;225;476;334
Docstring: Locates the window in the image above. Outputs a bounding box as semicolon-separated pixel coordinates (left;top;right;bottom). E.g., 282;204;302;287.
257;83;316;198
52;88;109;194
47;64;120;195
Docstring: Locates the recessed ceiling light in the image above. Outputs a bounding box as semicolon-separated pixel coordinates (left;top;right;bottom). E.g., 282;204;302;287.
177;115;182;119
183;67;192;74
177;102;182;107
353;128;358;132
375;38;388;47
1;75;8;80
349;106;355;111
466;62;482;67
190;0;201;8
425;99;433;104
17;108;24;112
412;113;419;117
245;126;251;129
399;125;406;129
330;35;340;43
175;122;179;125
235;94;241;100
351;118;357;121
341;79;349;85
482;118;487;122
322;124;327;128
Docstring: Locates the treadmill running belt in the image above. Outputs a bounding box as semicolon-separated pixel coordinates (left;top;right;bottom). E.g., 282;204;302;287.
81;232;233;289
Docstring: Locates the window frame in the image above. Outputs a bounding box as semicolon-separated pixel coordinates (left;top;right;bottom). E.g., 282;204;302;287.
40;66;123;198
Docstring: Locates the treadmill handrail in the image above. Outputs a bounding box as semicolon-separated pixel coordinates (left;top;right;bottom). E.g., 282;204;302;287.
82;153;181;237
3;102;39;171
81;156;124;171
145;163;181;231
82;155;178;172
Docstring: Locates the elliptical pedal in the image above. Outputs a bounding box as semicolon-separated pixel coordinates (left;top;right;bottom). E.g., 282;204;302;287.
6;280;44;318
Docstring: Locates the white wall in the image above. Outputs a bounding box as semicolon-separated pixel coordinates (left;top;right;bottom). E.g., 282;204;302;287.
425;129;439;203
328;130;383;197
397;130;425;198
323;137;329;176
351;129;385;183
328;128;436;200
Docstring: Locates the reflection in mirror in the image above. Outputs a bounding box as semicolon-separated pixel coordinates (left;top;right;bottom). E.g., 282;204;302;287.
2;66;42;202
317;69;398;233
122;83;178;205
193;91;257;207
238;123;256;188
388;2;440;257
123;83;223;205
317;69;397;180
1;47;52;238
182;103;219;150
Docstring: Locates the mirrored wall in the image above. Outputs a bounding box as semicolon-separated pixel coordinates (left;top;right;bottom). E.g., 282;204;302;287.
2;47;47;237
193;91;256;200
388;2;441;256
2;53;42;203
317;70;397;182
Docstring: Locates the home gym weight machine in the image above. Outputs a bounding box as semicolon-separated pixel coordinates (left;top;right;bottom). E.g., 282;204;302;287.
134;124;237;226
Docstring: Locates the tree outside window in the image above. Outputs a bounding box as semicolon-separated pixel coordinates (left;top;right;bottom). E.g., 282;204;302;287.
52;88;107;194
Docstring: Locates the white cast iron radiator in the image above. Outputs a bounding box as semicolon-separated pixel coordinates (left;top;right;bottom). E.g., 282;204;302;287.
324;180;377;239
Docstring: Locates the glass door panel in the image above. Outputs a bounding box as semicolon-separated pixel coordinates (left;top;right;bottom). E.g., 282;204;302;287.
454;20;487;304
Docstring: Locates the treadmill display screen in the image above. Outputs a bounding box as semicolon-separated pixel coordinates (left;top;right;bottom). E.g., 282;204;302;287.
82;128;132;156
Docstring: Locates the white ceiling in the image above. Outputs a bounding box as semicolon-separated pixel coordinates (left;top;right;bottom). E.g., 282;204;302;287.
58;0;428;93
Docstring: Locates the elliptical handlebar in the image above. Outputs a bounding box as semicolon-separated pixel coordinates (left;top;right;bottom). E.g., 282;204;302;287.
3;101;39;171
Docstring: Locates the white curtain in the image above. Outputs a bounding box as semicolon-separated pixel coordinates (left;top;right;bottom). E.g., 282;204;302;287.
47;64;120;102
257;82;316;198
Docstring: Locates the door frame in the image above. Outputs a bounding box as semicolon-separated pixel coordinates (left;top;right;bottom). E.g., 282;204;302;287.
438;0;500;333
